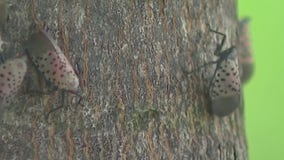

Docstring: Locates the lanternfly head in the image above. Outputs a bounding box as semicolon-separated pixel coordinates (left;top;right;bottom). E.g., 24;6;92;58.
25;30;79;92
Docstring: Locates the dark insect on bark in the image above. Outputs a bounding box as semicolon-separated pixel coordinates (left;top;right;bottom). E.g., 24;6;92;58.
205;29;241;117
183;28;241;117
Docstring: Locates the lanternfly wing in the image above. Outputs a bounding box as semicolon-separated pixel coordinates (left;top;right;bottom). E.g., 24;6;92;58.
209;51;241;116
210;59;240;98
31;50;79;91
25;30;79;91
0;57;27;107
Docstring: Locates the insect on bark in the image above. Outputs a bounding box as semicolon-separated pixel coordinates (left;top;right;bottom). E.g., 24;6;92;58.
24;29;82;118
24;30;79;92
206;28;241;117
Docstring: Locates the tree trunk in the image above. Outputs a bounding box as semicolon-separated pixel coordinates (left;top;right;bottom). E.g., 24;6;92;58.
0;0;247;159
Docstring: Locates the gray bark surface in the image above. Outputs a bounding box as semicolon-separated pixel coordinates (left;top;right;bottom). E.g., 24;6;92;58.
0;0;247;159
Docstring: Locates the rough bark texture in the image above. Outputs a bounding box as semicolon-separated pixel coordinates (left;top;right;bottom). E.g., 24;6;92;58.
0;0;247;159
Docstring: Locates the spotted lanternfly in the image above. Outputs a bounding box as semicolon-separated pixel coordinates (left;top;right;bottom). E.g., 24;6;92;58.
0;56;27;107
238;17;254;84
24;30;79;92
205;29;241;117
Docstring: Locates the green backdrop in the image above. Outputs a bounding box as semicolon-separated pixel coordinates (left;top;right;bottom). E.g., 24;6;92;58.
238;0;284;159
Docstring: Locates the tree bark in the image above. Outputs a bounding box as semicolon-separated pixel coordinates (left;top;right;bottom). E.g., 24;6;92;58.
0;0;247;159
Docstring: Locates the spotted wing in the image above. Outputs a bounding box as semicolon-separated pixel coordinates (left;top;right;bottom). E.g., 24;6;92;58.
0;58;27;107
30;50;79;91
209;58;241;99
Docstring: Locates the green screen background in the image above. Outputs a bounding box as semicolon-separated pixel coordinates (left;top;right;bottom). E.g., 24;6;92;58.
238;0;284;159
